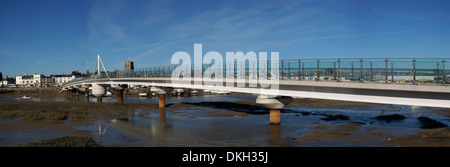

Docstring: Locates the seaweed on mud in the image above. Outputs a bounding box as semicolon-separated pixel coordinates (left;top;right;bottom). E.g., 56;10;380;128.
418;116;447;129
300;112;310;116
10;135;102;147
320;114;349;121
0;101;158;121
374;114;406;122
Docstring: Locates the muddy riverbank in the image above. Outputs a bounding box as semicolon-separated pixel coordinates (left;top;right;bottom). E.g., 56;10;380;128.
1;96;449;147
0;101;158;121
0;87;62;94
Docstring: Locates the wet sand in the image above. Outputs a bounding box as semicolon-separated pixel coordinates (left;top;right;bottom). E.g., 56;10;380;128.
1;95;449;147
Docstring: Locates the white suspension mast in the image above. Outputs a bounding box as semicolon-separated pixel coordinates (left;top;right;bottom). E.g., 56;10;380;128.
93;54;110;79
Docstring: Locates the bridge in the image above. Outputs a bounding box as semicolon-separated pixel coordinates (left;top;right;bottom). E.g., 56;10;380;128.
63;55;449;124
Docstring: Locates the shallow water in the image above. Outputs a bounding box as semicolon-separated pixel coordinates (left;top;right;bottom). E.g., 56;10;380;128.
0;119;72;146
1;93;449;146
0;93;257;104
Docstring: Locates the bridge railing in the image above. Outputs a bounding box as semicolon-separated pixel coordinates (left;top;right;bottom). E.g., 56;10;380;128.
281;58;448;84
64;58;448;86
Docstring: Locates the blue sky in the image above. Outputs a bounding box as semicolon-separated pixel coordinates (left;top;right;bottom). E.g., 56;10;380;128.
0;0;449;77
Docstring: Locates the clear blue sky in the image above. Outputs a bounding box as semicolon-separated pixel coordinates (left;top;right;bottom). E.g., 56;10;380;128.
1;0;449;77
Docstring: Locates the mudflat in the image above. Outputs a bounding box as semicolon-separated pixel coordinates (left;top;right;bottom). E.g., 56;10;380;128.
1;99;449;147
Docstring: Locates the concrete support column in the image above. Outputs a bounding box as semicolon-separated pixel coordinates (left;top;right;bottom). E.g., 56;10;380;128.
92;84;106;97
111;84;125;104
256;95;292;125
159;94;166;108
151;86;167;109
270;109;281;125
84;88;89;102
97;97;102;103
116;89;124;103
76;89;80;102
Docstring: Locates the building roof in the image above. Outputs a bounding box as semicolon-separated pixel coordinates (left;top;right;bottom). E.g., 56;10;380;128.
54;75;72;77
22;76;33;79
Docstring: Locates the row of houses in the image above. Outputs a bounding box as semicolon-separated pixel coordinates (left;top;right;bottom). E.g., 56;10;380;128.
0;71;84;87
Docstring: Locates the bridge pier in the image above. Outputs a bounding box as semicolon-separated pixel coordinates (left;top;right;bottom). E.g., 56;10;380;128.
151;87;167;108
75;89;80;102
74;86;82;102
68;86;74;96
116;89;124;103
111;84;125;104
80;84;92;103
269;109;281;125
256;95;293;125
84;88;89;102
159;94;166;108
92;84;107;103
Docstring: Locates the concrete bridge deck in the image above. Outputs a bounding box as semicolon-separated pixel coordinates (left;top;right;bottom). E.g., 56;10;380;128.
64;77;450;108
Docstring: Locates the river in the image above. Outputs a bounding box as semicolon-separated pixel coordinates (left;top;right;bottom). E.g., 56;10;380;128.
0;92;449;146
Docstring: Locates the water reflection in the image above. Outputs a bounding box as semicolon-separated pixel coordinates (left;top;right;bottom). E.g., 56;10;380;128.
2;92;448;146
95;122;109;135
102;109;288;147
269;125;281;146
159;109;166;128
108;110;172;145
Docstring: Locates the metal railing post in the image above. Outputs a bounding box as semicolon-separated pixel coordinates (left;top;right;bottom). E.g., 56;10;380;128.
298;59;301;80
443;59;446;84
360;58;363;82
316;59;320;81
385;58;389;83
337;59;341;81
412;58;416;84
281;60;284;79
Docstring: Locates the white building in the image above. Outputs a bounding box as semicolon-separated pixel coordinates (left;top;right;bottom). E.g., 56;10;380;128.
15;75;34;87
15;76;21;85
14;74;43;87
54;74;73;86
33;74;43;86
